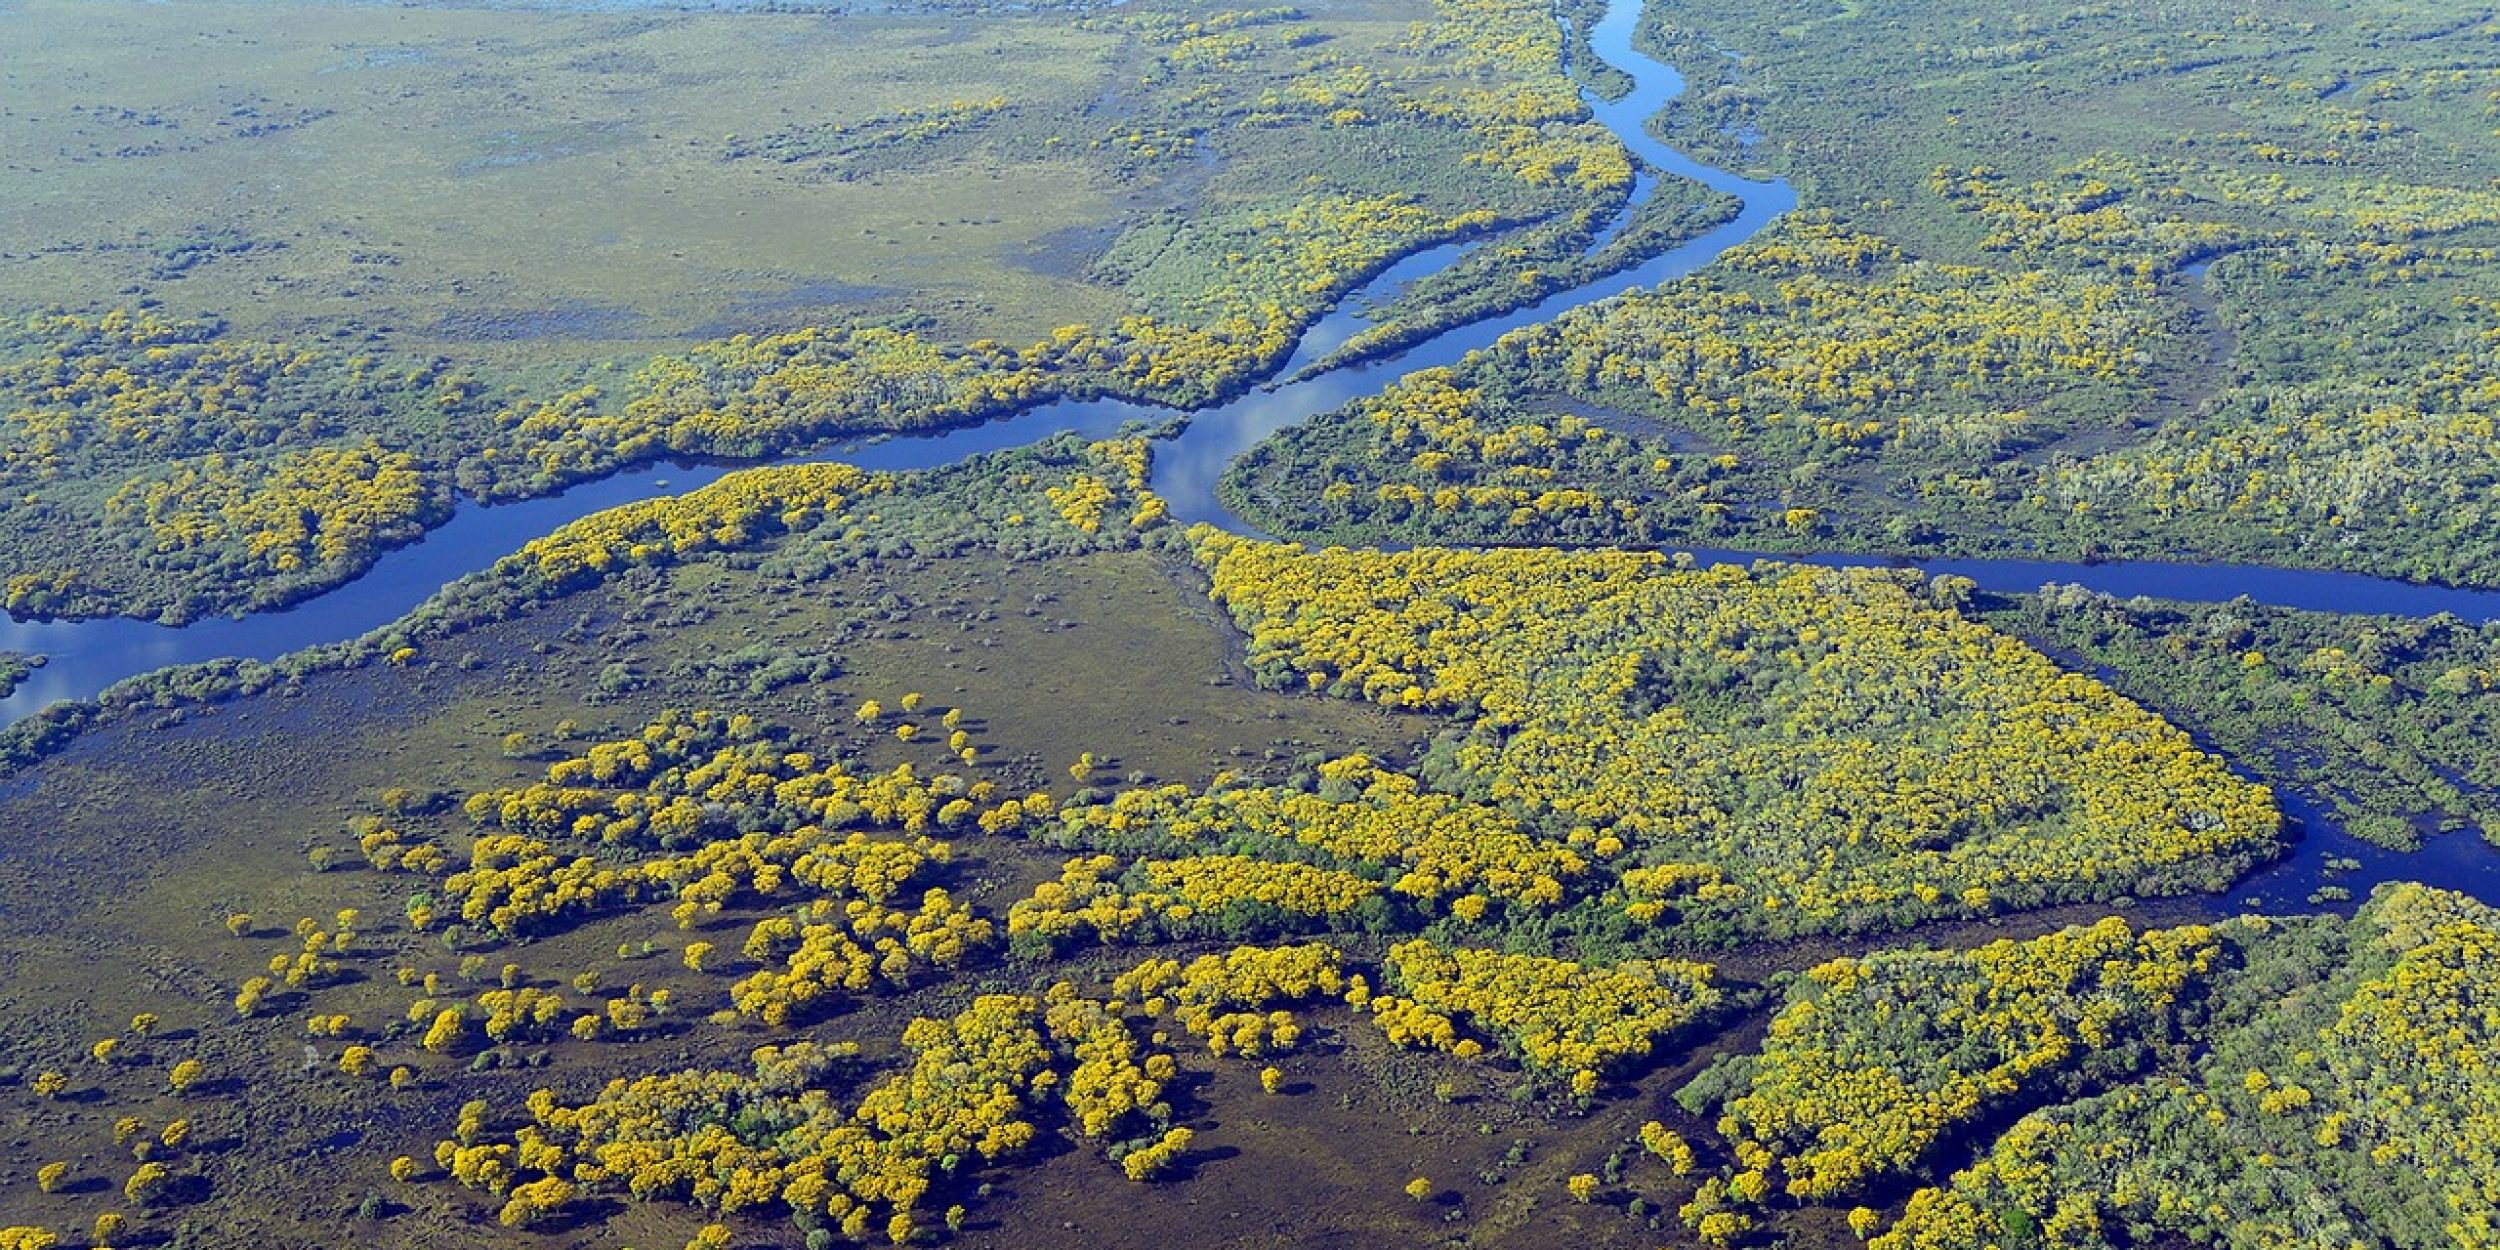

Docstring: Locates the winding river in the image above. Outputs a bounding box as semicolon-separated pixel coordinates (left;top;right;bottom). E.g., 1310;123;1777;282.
1;0;2492;909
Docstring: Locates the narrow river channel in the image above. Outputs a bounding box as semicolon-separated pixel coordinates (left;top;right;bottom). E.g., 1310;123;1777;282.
2;0;2491;910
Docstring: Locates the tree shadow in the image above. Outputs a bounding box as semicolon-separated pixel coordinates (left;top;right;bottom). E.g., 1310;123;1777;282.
1167;1142;1241;1182
182;1075;250;1099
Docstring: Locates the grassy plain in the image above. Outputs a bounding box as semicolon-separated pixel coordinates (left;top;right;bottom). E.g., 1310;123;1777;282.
2;0;1132;360
0;542;1421;1248
0;0;1666;622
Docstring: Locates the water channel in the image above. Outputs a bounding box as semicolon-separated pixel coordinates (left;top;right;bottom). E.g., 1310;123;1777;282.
2;0;2491;909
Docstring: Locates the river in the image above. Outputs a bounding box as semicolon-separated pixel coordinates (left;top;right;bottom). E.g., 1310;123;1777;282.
0;0;2490;909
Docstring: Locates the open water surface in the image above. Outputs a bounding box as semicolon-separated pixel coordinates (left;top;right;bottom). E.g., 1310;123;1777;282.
3;0;2491;909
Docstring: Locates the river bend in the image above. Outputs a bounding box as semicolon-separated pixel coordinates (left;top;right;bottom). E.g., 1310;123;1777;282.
1;0;2490;910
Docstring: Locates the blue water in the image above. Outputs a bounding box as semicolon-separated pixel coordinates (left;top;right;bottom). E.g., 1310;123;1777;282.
1;0;2491;911
2231;785;2498;916
1145;0;1797;530
0;0;1796;725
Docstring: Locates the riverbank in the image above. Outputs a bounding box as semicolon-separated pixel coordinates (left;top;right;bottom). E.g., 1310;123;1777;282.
0;0;2490;926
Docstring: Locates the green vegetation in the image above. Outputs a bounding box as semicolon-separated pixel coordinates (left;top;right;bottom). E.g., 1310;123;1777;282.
1228;0;2500;589
1699;917;2237;1206
1986;586;2500;850
1650;886;2500;1249
1043;752;1590;910
0;311;465;620
1302;171;1741;372
0;420;2482;1250
0;0;1131;359
1869;884;2500;1250
1222;211;2173;551
0;433;1182;766
0;652;38;700
5;0;2498;1246
1373;939;1722;1095
0;0;1692;622
1007;852;1391;950
1196;534;2282;941
0;442;1409;1247
0;433;2294;1247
